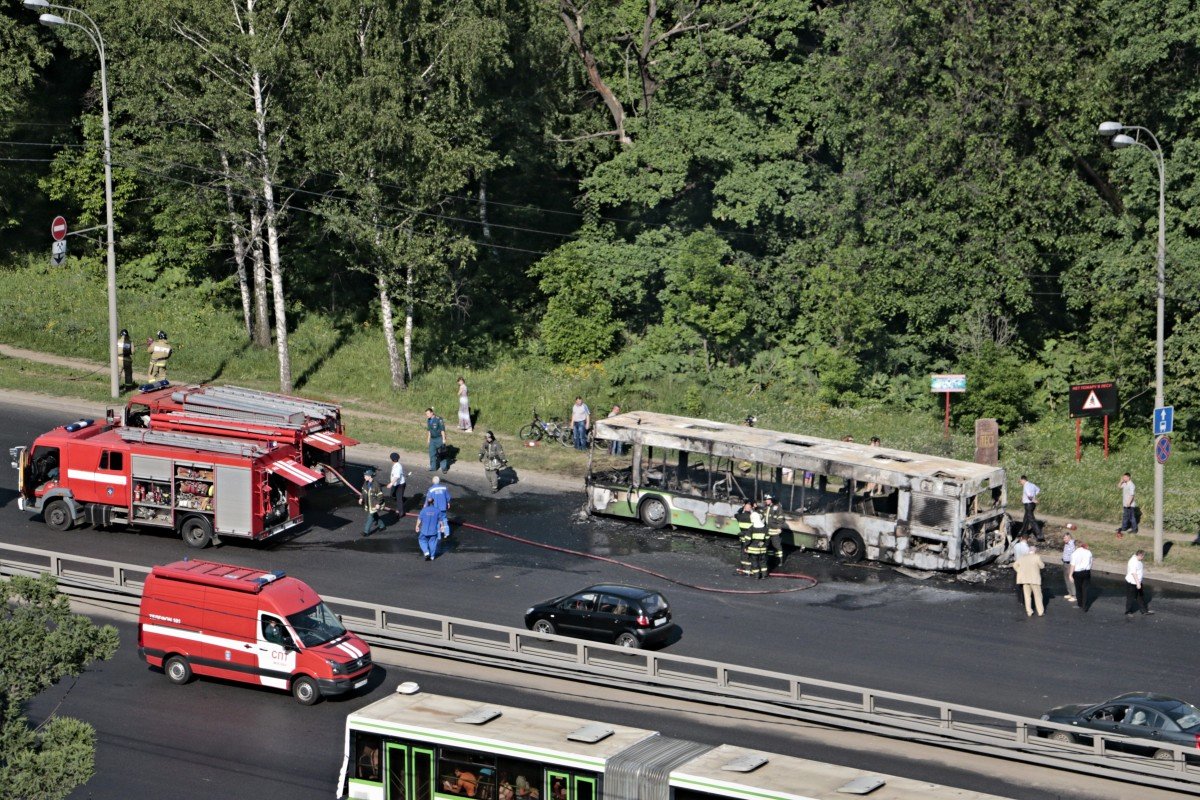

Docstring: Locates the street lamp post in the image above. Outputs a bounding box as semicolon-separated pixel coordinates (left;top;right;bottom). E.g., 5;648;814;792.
1098;120;1166;565
25;0;120;399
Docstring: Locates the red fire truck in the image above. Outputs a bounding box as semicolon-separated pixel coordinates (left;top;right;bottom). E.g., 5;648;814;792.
10;417;322;547
124;383;357;475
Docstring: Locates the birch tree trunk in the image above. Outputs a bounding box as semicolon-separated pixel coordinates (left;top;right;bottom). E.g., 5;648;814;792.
373;216;405;390
249;200;271;348
220;150;254;340
403;259;415;385
479;174;491;239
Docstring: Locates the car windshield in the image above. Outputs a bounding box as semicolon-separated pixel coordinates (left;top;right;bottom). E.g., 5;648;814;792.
287;602;347;647
1162;700;1200;730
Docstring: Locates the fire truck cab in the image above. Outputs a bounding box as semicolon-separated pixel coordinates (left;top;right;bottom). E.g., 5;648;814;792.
10;417;320;547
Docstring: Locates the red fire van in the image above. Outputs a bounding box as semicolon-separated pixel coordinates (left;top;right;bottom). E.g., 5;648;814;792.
138;560;373;705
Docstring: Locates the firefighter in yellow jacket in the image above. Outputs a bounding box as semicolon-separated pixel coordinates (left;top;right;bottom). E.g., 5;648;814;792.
116;328;133;389
146;330;172;382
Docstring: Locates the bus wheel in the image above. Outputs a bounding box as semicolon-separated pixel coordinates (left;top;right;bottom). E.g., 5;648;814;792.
180;516;214;548
44;500;74;532
639;497;669;529
292;675;321;706
831;529;865;562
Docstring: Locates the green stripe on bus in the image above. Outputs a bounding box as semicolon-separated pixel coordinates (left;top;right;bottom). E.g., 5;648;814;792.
348;721;606;771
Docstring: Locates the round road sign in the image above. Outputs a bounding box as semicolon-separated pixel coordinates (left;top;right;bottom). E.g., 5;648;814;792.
51;216;68;241
1155;435;1172;465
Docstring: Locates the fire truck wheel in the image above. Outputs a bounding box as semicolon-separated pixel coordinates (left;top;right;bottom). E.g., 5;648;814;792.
292;675;321;706
44;500;73;532
165;655;193;685
180;516;214;548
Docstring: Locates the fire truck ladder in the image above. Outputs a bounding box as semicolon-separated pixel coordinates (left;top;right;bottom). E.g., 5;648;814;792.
117;427;269;458
205;386;339;421
173;386;337;426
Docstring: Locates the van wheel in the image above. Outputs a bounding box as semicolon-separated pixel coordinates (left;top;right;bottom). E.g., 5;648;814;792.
639;496;669;529
831;528;865;562
44;500;73;532
165;655;192;685
180;516;213;548
292;675;321;706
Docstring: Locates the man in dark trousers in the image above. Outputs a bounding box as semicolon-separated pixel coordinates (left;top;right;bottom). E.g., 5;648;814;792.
734;501;754;576
763;495;784;571
1018;475;1042;541
1069;540;1093;612
116;329;133;389
360;468;385;537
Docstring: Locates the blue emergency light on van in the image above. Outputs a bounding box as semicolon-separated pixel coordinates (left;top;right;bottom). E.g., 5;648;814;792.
63;419;94;432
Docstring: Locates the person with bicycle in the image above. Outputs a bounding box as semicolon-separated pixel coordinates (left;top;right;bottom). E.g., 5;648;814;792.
570;397;591;451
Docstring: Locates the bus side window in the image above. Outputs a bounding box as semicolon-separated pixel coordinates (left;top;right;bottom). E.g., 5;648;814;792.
354;733;382;781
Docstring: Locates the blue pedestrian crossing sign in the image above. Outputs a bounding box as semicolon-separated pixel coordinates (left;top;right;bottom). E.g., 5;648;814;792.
1153;406;1174;436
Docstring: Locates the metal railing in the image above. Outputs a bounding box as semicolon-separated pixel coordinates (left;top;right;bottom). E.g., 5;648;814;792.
2;542;1197;794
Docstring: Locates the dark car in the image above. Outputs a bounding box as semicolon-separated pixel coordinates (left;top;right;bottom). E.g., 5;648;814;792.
524;584;675;649
1038;692;1200;762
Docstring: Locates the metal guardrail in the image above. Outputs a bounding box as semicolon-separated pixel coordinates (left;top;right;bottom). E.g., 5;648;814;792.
2;542;1198;795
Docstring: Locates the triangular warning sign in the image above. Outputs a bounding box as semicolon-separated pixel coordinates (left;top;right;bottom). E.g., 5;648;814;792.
1082;390;1102;410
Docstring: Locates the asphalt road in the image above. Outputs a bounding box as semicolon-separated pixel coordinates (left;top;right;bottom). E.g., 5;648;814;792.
3;398;1199;798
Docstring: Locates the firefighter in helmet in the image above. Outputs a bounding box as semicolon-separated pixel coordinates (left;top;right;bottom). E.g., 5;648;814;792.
146;330;173;382
116;328;133;389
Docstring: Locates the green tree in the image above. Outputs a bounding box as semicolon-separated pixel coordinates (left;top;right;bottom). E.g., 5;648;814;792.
660;230;751;370
0;574;118;800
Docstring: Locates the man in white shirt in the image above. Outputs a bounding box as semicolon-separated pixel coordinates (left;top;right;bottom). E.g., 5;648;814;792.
1069;540;1094;612
1125;549;1154;615
1117;473;1139;534
1018;475;1042;541
385;452;406;513
1060;533;1077;603
570;397;591;451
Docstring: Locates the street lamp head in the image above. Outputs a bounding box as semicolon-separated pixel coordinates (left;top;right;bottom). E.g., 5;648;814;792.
38;12;66;26
1098;121;1124;136
22;0;51;8
1111;133;1138;149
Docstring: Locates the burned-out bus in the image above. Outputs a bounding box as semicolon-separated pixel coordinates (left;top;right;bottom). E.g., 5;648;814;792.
586;412;1009;572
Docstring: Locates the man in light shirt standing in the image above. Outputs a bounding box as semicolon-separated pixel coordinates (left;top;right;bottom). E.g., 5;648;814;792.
1069;540;1093;612
1125;549;1154;615
1018;475;1042;541
1060;532;1077;603
1117;473;1139;534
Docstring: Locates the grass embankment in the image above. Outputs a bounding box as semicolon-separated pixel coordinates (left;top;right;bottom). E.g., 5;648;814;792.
2;259;1198;572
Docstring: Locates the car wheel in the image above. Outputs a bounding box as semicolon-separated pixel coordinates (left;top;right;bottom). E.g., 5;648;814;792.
1048;731;1075;745
831;528;865;562
532;619;556;635
639;496;669;529
1154;749;1176;762
180;516;214;548
615;632;640;648
44;499;74;532
292;675;321;706
165;655;192;685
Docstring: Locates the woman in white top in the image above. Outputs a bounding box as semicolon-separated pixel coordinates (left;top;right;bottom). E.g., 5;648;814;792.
456;377;472;432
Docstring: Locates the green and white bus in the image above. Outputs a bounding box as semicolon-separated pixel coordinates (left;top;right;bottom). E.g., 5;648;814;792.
586;412;1009;572
338;687;1013;800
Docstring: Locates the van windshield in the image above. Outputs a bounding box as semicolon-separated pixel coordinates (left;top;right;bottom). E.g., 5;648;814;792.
287;602;347;647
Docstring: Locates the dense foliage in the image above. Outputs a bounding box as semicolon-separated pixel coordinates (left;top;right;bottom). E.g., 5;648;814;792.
0;575;119;800
2;0;1197;432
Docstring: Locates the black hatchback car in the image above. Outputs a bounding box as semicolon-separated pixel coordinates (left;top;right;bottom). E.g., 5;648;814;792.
1038;692;1200;761
524;584;675;649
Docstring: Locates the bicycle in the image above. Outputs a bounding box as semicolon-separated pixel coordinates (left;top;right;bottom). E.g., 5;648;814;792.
519;409;572;447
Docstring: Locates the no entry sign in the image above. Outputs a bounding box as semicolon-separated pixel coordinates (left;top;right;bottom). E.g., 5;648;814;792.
51;216;68;241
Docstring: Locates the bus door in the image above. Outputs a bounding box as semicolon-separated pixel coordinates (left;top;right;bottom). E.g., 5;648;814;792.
386;743;434;800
